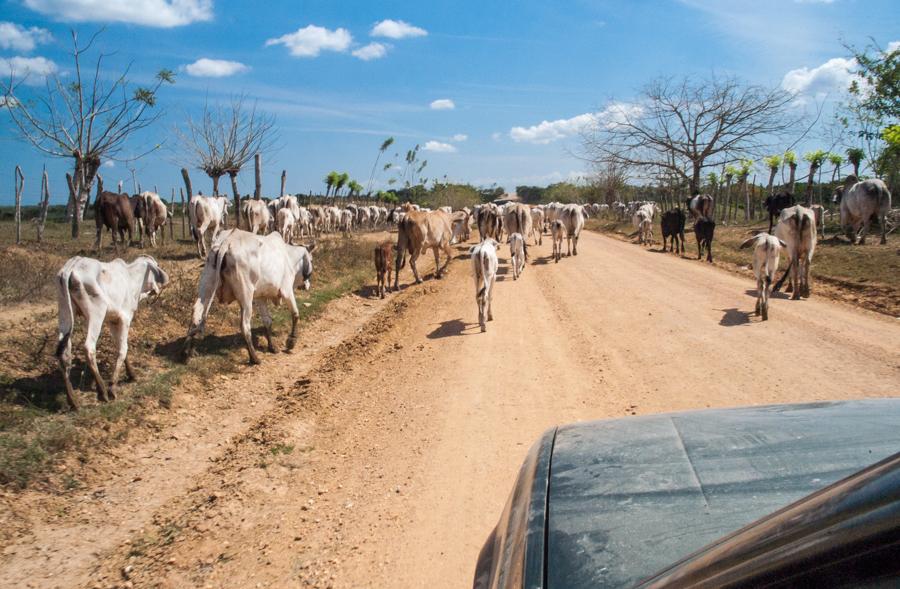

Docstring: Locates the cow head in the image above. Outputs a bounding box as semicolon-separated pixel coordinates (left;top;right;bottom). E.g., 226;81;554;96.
137;255;170;301
296;243;316;291
832;186;844;205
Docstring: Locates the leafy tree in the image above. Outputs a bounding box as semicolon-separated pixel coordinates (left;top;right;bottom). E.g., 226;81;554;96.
803;150;828;204
1;30;174;238
763;154;782;194
845;147;865;177
334;172;349;199
324;171;339;197
827;153;843;182
783;150;798;193
848;42;900;121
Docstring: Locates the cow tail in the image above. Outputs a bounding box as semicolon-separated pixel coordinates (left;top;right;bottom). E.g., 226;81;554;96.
55;262;76;359
479;252;491;300
196;244;226;329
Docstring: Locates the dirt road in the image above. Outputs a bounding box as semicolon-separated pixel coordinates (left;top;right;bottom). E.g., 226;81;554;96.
2;230;898;589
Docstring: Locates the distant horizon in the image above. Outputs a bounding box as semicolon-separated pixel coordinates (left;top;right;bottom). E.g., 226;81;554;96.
1;0;898;205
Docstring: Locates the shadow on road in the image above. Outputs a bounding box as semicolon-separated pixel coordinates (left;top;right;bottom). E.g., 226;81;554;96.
718;307;753;327
427;318;476;339
743;288;790;300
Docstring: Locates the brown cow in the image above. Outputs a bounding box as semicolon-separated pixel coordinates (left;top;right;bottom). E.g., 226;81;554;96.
394;203;454;289
94;191;134;251
374;241;394;298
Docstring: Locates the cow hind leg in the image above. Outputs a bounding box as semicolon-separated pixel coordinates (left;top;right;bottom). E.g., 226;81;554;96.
240;302;261;364
83;314;109;402
108;318;131;400
57;332;78;411
257;301;277;353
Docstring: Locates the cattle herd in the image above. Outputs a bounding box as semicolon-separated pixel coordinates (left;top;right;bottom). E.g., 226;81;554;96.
54;174;891;409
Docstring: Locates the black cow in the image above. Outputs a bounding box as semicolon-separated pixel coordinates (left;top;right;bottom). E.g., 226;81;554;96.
660;208;686;254
764;192;794;233
694;218;716;263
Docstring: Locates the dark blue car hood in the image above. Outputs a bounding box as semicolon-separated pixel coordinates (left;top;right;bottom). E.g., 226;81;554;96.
546;400;900;588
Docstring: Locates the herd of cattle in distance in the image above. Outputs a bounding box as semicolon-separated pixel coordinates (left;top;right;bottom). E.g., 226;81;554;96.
52;173;891;410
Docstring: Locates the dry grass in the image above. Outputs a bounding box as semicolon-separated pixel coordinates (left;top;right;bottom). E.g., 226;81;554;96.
586;215;899;317
0;216;377;489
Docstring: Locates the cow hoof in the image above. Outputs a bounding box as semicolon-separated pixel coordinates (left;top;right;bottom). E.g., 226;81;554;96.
480;325;486;333
248;356;261;366
268;345;278;354
415;279;423;284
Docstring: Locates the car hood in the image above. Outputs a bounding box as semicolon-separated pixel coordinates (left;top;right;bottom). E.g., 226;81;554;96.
546;399;900;588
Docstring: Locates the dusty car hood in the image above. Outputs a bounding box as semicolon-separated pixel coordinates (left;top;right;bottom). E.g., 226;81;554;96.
546;400;900;588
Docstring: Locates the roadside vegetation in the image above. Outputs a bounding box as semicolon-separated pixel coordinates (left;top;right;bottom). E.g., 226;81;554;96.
0;213;375;489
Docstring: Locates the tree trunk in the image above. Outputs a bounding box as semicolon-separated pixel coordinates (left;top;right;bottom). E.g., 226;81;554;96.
787;163;797;195
37;168;50;242
805;165;818;206
229;172;242;228
14;166;24;245
254;153;262;200
690;162;701;196
852;161;860;177
212;174;220;196
723;178;733;225
766;168;777;195
181;168;194;199
280;170;286;198
180;187;186;239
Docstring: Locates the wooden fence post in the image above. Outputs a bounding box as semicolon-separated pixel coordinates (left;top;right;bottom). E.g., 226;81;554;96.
169;188;175;242
37;168;50;242
180;187;186;239
14;166;24;245
254;153;262;200
280;169;286;198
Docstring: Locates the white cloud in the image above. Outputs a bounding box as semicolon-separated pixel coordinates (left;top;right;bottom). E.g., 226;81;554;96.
184;58;249;77
0;95;20;107
103;160;116;168
23;0;212;27
781;56;856;97
510;113;595;144
491;132;502;141
887;41;900;53
429;98;455;110
423;140;457;153
451;133;467;142
509;102;641;144
266;25;352;58
352;42;388;61
0;22;52;52
0;55;58;84
371;19;427;39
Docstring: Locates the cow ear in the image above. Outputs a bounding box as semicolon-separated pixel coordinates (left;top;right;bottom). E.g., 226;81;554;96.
778;240;787;248
304;242;316;252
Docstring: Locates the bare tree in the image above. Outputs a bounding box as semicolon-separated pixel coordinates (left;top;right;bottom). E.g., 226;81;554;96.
581;75;800;195
1;30;173;238
177;95;277;227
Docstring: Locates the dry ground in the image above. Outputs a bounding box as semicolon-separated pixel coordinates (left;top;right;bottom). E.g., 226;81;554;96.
1;228;897;589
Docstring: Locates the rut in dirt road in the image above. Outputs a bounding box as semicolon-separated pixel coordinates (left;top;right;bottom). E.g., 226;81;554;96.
68;230;899;589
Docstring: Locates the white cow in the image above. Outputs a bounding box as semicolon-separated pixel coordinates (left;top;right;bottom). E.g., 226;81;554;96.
470;238;499;332
530;207;545;245
243;199;271;235
833;176;892;245
139;191;169;247
633;209;653;244
509;232;527;280
189;195;230;257
774;205;817;299
740;233;786;321
56;255;169;409
276;207;296;244
551;220;567;263
559;203;585;255
184;229;315;365
340;209;354;233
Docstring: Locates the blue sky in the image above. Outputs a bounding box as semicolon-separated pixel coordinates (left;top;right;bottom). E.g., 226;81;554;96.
1;0;898;204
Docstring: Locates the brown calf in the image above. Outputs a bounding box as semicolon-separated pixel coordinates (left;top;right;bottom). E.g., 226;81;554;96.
374;241;394;298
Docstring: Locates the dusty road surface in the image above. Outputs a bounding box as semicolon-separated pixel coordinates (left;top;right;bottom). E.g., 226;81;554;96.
2;230;898;589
